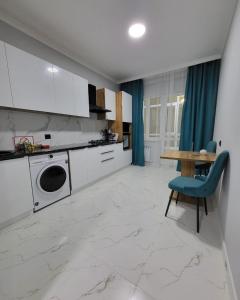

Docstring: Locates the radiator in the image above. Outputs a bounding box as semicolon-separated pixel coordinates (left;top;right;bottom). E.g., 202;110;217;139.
144;145;151;162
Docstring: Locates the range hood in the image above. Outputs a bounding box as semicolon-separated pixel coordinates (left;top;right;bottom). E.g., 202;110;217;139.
88;84;111;113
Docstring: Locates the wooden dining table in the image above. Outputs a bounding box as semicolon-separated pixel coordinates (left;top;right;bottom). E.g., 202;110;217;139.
160;150;217;203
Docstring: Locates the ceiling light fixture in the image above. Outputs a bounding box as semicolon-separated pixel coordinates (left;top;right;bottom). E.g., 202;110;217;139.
128;23;146;39
47;67;58;73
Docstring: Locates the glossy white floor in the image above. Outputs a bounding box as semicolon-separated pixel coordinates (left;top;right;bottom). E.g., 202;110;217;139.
0;166;230;300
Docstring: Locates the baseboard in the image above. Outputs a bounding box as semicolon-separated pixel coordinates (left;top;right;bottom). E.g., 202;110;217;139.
217;211;239;300
221;238;239;300
0;210;32;231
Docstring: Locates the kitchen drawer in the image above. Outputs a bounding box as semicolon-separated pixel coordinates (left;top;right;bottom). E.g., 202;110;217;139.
100;155;115;177
97;145;115;155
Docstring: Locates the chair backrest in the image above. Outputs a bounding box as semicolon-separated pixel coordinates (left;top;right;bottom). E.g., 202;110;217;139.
206;141;217;153
202;151;229;196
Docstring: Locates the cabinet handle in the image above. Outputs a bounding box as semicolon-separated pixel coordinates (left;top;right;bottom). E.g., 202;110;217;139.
101;157;114;163
101;150;114;155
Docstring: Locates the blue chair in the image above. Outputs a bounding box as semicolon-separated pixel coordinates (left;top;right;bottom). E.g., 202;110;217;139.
165;151;229;233
195;141;217;175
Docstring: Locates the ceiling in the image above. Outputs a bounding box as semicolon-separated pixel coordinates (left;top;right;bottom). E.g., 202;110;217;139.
0;0;237;83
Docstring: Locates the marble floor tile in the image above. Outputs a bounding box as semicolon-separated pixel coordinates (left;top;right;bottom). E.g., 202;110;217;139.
0;165;231;300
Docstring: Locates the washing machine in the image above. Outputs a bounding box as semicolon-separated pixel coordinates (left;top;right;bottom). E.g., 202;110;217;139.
29;151;70;211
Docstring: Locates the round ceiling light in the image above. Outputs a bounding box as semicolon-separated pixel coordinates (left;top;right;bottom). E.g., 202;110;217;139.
128;23;146;39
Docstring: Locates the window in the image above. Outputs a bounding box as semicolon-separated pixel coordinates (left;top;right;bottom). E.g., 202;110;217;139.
144;97;161;137
149;98;161;136
165;95;184;150
144;95;184;145
143;69;187;165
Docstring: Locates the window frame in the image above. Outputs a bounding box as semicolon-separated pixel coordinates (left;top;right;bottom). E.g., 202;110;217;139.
144;95;184;147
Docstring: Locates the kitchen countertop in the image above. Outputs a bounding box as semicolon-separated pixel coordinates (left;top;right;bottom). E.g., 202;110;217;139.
0;141;122;161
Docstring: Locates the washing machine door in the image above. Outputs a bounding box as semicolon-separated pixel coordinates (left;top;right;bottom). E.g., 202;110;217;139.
37;164;67;193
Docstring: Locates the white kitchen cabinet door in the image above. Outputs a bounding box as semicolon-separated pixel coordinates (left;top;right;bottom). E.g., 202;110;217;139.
53;66;75;115
87;147;102;182
123;149;132;166
0;42;13;108
0;157;33;228
122;91;132;123
73;74;89;117
6;43;55;112
69;148;89;192
112;143;132;170
105;88;116;120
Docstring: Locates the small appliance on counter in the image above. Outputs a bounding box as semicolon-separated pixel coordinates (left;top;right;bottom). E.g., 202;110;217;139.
101;129;116;142
13;135;50;153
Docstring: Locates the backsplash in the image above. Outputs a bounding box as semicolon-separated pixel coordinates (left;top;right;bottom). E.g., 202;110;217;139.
0;109;107;150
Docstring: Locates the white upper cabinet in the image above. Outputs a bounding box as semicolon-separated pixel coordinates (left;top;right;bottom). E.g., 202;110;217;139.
73;74;89;117
0;41;13;108
52;66;75;115
122;91;132;123
105;88;116;120
5;43;55;112
4;42;89;117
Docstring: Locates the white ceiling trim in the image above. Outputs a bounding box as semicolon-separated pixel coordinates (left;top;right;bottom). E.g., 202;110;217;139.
0;10;117;84
118;54;222;84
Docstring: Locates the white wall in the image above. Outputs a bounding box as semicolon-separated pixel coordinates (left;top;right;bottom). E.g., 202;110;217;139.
214;1;240;299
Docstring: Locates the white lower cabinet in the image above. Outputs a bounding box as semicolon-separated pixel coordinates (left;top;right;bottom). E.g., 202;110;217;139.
69;143;132;193
115;145;132;169
69;148;89;191
0;157;33;228
122;149;133;166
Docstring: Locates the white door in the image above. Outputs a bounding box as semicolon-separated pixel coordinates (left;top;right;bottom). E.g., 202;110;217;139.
6;43;55;112
105;88;116;120
122;91;132;123
53;66;75;115
0;42;13;108
73;74;89;117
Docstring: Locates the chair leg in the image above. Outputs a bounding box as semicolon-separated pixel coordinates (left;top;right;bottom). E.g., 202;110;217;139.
176;192;179;204
165;190;174;217
196;198;200;233
204;197;208;215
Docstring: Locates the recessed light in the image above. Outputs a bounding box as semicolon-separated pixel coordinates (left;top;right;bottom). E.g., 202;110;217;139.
47;67;58;73
128;23;146;39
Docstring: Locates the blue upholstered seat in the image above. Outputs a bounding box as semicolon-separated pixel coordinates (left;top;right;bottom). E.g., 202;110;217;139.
206;141;217;153
195;141;217;174
165;151;229;232
169;176;203;194
169;151;229;198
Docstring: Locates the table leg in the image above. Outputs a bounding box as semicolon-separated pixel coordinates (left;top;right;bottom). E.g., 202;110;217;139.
181;160;195;176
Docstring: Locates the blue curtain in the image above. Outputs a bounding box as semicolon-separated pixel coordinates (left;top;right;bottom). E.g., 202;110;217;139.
178;59;221;170
120;79;145;166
